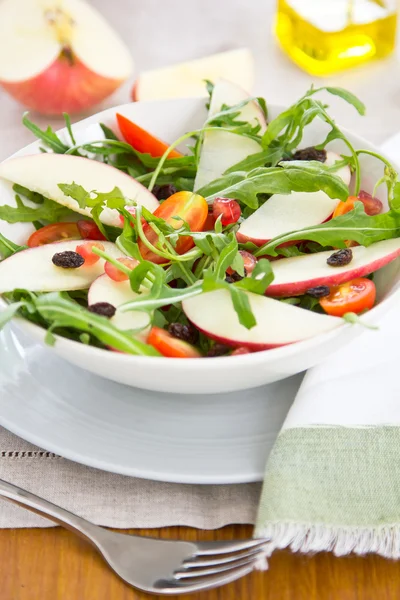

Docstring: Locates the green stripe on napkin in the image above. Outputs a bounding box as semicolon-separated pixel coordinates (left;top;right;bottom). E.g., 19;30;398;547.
255;426;400;558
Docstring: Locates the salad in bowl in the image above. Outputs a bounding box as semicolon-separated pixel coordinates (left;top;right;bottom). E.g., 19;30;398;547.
0;79;399;394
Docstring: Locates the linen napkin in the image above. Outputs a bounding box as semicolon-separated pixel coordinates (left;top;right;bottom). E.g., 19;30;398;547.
255;132;400;560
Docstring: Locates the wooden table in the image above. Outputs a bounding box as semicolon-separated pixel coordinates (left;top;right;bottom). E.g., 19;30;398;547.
1;524;398;599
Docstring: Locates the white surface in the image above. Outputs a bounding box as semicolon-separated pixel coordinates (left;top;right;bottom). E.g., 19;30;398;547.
0;325;300;484
1;98;400;394
283;303;400;428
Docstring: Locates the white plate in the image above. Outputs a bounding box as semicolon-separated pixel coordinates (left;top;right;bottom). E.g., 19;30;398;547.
0;325;302;484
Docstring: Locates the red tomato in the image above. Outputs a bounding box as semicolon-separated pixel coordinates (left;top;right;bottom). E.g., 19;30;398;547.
203;211;216;231
27;222;80;247
319;278;376;317
76;242;105;266
105;257;139;282
117;113;183;159
148;327;201;358
138;191;209;264
213;197;241;226
77;220;107;241
333;193;383;219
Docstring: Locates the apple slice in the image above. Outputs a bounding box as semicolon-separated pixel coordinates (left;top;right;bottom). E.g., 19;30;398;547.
0;240;124;293
237;152;351;245
266;238;400;297
182;289;341;350
132;49;254;102
194;79;267;191
0;153;159;228
88;274;151;341
0;0;133;115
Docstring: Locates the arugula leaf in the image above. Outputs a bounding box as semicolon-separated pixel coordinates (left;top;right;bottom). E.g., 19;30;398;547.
321;87;366;116
0;233;26;259
255;203;400;256
22;113;69;154
63;113;76;145
13;184;44;205
0;301;28;329
34;293;160;356
201;163;349;209
58;183;91;208
99;123;120;141
236;259;274;295
0;196;73;224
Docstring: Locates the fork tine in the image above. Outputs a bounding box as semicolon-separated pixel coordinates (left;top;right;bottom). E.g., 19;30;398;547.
183;545;265;568
154;563;255;594
174;555;261;579
195;538;268;556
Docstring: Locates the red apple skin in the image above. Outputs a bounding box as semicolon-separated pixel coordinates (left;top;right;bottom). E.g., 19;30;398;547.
189;324;294;352
266;247;400;298
1;55;125;116
236;231;302;249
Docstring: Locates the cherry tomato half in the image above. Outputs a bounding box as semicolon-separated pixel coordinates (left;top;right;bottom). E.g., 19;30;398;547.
27;222;81;247
138;191;209;264
333;193;383;219
117;113;183;159
76;242;105;266
148;327;201;358
77;220;106;241
319;278;376;317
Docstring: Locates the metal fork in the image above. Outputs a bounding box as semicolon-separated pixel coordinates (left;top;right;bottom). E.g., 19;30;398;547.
0;478;267;595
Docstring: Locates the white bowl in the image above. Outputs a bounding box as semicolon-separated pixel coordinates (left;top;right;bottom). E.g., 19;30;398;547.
1;98;400;394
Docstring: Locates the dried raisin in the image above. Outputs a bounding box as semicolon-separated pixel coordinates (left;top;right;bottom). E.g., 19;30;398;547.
327;248;353;267
290;147;327;162
152;184;177;201
52;251;85;269
168;322;199;345
306;285;331;298
88;302;116;318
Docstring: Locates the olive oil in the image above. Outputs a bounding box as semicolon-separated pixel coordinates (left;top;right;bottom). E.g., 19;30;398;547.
275;0;397;75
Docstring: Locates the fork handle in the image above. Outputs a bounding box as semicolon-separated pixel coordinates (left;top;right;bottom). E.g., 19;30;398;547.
0;477;101;544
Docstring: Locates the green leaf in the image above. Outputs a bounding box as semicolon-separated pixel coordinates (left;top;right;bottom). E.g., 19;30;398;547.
22;113;69;154
63;113;76;145
0;196;73;224
323;87;366;115
0;233;26;259
236;259;274;295
34;293;160;356
255;203;400;256
13;184;44;205
0;301;26;329
58;182;91;208
202;163;349;209
214;234;239;280
99;123;120;141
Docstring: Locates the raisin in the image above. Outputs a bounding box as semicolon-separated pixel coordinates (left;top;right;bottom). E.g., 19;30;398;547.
52;251;85;268
327;248;353;267
168;322;199;345
152;184;177;201
290;147;327;163
206;343;230;358
306;285;331;298
88;302;116;318
225;271;245;284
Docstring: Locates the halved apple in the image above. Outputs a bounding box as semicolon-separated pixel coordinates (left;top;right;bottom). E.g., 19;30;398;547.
132;49;254;102
194;79;267;191
88;274;150;340
0;240;124;293
0;0;133;115
237;152;351;246
0;153;159;227
182;289;341;350
266;238;400;297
